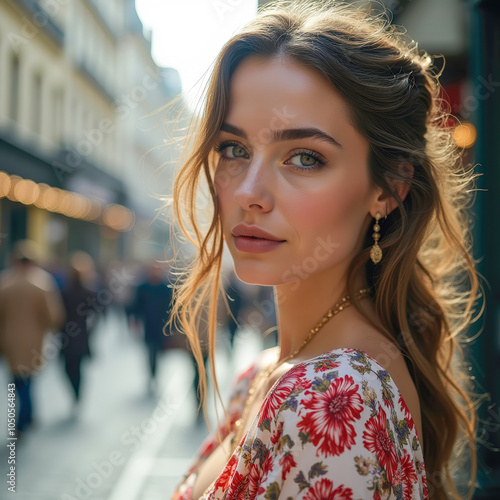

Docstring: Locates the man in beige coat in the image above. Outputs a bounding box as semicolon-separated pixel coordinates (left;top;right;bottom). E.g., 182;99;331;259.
0;240;65;434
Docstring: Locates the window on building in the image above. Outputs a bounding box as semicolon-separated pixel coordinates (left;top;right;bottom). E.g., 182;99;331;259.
53;88;64;145
32;72;42;135
74;97;82;145
9;52;20;122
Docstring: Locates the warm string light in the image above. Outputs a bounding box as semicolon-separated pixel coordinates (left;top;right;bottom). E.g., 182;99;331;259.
453;122;477;149
0;171;135;231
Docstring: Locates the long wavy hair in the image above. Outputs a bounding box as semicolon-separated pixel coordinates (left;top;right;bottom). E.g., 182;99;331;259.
162;1;484;498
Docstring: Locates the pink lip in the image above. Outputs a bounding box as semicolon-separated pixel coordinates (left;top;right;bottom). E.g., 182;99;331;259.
231;224;285;241
233;236;285;253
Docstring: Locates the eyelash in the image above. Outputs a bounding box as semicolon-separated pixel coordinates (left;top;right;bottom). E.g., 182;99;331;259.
213;140;327;172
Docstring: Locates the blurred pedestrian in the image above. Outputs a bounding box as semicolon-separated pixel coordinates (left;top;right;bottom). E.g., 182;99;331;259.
103;259;135;334
0;240;65;436
45;256;68;291
128;261;174;396
57;251;98;415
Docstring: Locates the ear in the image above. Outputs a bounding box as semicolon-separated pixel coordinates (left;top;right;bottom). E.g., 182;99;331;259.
370;162;414;218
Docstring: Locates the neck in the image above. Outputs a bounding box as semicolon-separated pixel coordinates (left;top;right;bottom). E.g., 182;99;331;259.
273;265;369;363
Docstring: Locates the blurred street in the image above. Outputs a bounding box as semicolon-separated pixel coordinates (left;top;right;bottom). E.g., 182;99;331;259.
0;309;263;500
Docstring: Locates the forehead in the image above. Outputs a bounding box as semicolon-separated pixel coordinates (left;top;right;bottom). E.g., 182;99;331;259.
226;55;354;132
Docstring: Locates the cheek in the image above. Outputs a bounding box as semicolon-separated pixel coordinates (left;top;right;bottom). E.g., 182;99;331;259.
285;182;353;229
214;162;245;199
282;178;366;255
214;169;234;216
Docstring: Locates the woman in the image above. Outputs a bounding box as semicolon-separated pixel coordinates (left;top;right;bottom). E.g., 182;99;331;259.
165;0;483;498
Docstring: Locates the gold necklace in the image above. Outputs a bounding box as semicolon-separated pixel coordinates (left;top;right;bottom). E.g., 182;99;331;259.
226;287;370;460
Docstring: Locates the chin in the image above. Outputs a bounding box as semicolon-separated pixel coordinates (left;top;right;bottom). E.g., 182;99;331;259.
232;263;280;287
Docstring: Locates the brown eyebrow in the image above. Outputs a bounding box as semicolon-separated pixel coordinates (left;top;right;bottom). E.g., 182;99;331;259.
220;122;343;149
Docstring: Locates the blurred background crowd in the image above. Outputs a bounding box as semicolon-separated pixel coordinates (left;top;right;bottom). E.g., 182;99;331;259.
0;0;498;498
0;238;277;432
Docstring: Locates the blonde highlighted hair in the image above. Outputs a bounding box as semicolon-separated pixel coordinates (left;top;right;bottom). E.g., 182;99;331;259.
161;1;485;497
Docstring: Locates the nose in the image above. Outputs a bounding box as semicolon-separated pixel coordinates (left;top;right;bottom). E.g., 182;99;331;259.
232;158;273;212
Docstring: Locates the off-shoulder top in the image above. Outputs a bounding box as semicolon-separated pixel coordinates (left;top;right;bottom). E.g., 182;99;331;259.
171;347;429;499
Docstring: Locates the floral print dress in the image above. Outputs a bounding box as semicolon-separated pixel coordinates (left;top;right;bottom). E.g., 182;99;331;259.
172;347;429;499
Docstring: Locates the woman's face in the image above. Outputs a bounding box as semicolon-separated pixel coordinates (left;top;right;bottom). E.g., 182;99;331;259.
213;55;381;287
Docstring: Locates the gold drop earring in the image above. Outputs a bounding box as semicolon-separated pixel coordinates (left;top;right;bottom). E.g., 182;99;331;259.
370;212;383;264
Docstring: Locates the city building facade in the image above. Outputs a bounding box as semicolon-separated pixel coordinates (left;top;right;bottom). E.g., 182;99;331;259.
0;0;185;267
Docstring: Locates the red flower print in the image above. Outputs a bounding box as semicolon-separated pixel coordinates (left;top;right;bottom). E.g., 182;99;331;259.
258;365;312;425
393;451;418;500
213;454;238;492
416;460;429;497
279;452;297;481
270;421;283;446
172;349;430;500
248;462;262;497
225;470;248;499
262;452;274;477
257;454;275;496
363;408;399;483
297;375;364;457
398;395;414;430
314;359;340;372
303;478;353;500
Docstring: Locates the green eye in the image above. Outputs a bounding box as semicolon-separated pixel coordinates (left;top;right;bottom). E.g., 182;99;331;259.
214;140;249;159
232;145;247;158
290;153;317;167
285;150;327;172
213;140;326;173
